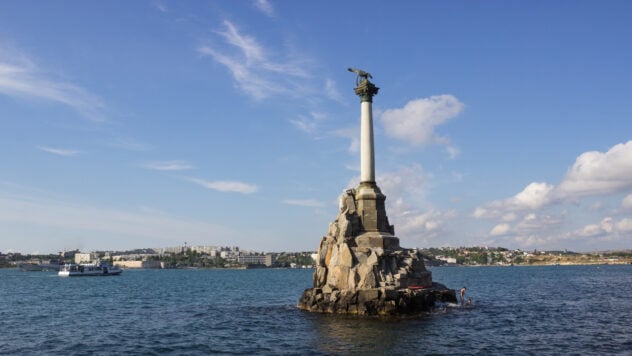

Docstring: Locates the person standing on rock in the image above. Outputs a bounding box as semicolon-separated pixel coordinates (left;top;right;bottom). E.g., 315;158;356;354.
460;287;467;306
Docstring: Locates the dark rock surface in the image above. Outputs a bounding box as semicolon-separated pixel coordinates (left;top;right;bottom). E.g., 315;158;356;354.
298;282;457;316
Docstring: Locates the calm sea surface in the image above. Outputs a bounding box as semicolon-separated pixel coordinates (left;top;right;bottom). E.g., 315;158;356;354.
1;265;630;355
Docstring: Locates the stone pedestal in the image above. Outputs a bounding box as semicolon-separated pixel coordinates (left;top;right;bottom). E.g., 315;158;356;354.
298;284;457;316
296;187;456;315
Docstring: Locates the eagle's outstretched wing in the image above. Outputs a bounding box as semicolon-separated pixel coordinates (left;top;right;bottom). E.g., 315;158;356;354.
347;67;373;79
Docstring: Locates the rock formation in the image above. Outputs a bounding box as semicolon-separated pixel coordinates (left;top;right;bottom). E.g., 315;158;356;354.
298;189;456;315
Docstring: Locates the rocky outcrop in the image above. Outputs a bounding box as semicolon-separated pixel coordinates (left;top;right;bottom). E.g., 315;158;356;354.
298;283;457;315
298;188;457;316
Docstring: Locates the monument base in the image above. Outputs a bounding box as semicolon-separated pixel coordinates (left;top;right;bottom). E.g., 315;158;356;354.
297;283;457;316
301;185;455;316
356;232;400;250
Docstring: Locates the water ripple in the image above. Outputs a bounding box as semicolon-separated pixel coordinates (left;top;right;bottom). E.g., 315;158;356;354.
1;265;630;354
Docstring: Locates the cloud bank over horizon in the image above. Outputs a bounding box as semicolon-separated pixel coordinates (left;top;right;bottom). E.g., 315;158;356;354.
474;140;632;249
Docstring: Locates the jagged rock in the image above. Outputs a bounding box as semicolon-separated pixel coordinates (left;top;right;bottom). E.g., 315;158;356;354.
357;263;375;289
298;186;456;316
366;250;378;266
338;243;354;268
348;267;360;290
298;286;457;316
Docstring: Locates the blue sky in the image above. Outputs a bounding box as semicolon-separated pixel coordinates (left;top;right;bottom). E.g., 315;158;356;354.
1;1;631;254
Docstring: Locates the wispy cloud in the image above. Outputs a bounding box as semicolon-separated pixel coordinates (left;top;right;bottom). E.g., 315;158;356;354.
254;0;274;17
332;126;360;154
283;199;325;208
289;111;328;134
343;163;457;245
142;160;193;171
324;78;345;104
0;48;106;122
185;177;258;194
37;146;80;157
107;137;153;152
152;0;167;13
0;194;237;251
197;20;312;101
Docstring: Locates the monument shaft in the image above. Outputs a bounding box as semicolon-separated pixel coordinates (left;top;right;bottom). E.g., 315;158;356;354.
360;100;375;183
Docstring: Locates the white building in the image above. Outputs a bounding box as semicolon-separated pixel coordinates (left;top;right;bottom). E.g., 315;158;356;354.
75;253;93;264
237;254;273;266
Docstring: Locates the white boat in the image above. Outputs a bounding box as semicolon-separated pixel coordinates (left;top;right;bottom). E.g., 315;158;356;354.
58;261;122;277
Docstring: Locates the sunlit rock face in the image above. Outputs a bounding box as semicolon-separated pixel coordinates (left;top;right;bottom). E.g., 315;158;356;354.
298;189;456;316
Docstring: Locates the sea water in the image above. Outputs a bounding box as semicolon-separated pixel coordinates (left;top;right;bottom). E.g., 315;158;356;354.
1;265;630;355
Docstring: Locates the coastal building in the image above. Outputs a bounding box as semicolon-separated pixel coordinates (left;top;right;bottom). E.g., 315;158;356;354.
74;253;93;264
114;260;163;269
436;256;457;264
237;254;273;266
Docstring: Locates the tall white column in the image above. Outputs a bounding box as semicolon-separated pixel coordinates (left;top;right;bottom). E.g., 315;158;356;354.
360;101;375;183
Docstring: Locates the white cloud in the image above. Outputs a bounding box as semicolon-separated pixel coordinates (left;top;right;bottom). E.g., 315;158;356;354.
198;20;311;101
514;234;547;248
380;95;464;146
37;146;80;156
283;199;325;208
557;140;632;197
332;126;360;154
601;217;615;233
254;0;274;17
0;50;106;121
289;112;327;134
515;213;563;233
475;141;632;218
446;145;460;159
472;207;490;219
578;217;614;237
621;194;632;209
511;182;555;210
397;209;458;247
490;223;510;236
615;218;632;232
152;0;167;13
324;78;344;104
472;183;555;218
289;116;317;133
344;163;457;244
142;160;193;171
186;177;258;194
580;224;602;237
564;216;632;250
377;164;429;205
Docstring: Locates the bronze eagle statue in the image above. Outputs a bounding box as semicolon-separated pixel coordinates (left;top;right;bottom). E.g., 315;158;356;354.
348;67;373;85
347;67;372;79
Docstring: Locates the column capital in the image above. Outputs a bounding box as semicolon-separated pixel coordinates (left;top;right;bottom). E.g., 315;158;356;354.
354;80;379;102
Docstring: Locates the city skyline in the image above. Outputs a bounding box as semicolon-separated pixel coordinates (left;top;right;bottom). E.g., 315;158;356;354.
1;1;632;254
